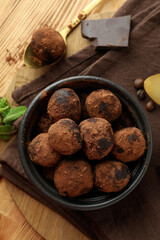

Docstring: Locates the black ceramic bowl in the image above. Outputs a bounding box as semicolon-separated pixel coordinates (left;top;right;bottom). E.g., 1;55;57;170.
18;76;152;211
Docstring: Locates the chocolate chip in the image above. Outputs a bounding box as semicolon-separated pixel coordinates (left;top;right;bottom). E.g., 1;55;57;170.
87;118;98;123
137;89;146;100
115;165;129;181
146;101;155;111
117;146;124;153
128;132;139;142
134;78;144;89
98;138;111;150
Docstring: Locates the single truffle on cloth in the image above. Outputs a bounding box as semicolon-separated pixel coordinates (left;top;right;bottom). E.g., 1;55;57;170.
79;118;114;160
47;88;81;122
31;27;66;62
48;118;83;155
28;133;61;167
94;160;131;193
85;89;122;122
112;127;146;162
54;159;93;198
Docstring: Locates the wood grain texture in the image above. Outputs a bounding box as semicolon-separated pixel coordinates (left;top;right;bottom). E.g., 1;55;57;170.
0;179;43;240
0;0;91;97
0;0;126;239
7;181;88;240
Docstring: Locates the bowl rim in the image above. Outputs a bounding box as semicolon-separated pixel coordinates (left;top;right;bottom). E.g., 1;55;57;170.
18;76;152;211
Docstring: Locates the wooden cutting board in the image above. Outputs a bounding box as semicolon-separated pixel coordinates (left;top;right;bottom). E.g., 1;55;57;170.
0;0;126;239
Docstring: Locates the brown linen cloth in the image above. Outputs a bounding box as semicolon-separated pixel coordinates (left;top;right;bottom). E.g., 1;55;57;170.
1;0;160;239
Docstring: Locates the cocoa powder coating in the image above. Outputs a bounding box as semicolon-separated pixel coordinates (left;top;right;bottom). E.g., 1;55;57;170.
31;26;66;62
85;89;122;122
38;113;53;133
79;118;114;160
94;160;131;192
28;133;61;167
47;88;81;122
112;127;146;162
48;118;83;155
54;159;93;198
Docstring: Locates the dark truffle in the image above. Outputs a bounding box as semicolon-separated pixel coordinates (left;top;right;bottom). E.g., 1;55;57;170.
38;113;53;133
94;160;130;192
112;127;146;162
48;118;83;155
79;118;114;160
31;27;66;62
111;111;133;132
47;88;81;122
54;159;93;197
85;89;122;122
28;133;61;167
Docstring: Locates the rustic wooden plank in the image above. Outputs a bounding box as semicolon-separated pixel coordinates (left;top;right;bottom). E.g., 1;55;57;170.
7;180;88;240
0;179;43;240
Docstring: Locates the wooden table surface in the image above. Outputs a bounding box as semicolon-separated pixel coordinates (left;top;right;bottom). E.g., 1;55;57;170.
0;0;126;239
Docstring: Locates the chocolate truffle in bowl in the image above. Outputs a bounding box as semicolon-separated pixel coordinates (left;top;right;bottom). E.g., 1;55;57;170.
47;88;81;122
94;160;131;193
112;127;146;162
79;118;114;160
85;89;122;122
31;27;66;62
54;159;93;198
28;133;61;167
48;118;82;155
38;113;53;133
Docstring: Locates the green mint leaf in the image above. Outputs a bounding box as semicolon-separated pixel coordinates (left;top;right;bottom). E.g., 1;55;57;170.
0;125;16;140
0;125;13;134
0;97;8;107
0;106;10;113
0;97;11;117
3;106;27;124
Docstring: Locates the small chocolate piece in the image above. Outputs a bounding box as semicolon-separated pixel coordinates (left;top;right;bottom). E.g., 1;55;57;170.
137;89;146;100
81;16;131;49
146;100;155;111
134;78;144;89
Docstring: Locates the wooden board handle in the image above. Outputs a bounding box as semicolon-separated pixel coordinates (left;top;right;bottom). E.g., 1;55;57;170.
60;0;104;40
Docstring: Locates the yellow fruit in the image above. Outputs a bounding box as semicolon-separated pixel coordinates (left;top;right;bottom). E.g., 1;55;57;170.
144;74;160;105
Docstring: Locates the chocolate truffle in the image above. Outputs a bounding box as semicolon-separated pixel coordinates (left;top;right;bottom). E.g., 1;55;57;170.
85;89;122;122
112;127;146;162
38;113;53;133
79;118;114;160
28;133;61;167
48;118;82;155
54;159;93;197
47;88;81;122
94;160;130;192
31;27;66;62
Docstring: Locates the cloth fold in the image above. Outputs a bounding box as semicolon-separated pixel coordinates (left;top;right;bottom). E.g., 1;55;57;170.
1;0;160;239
